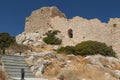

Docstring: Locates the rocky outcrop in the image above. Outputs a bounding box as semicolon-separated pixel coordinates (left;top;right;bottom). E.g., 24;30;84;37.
25;53;120;80
16;32;46;46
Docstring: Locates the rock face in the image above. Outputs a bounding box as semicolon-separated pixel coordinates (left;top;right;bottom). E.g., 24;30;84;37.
16;6;120;56
25;54;120;80
16;32;46;46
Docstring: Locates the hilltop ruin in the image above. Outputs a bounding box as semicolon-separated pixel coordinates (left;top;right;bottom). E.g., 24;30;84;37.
16;6;120;57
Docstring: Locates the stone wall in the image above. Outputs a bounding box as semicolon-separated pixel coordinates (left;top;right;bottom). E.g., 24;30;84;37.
16;6;120;56
109;18;120;56
25;6;65;34
50;16;112;46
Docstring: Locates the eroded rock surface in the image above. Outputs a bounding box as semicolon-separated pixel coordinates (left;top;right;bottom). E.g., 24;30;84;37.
25;54;120;80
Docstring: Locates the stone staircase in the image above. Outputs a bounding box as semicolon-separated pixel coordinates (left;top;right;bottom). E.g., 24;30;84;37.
1;55;48;80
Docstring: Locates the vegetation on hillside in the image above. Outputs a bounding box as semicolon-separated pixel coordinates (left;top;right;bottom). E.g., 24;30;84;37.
57;40;116;57
8;43;30;53
43;30;62;45
0;32;15;50
0;32;30;54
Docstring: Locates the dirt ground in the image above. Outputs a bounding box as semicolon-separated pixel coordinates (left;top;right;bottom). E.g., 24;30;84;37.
0;60;8;80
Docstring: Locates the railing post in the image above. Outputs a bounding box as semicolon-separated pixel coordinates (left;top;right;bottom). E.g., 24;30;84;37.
21;68;25;80
2;47;5;55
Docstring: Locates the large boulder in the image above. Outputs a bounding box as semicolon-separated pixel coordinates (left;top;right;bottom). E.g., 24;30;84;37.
112;70;120;79
16;32;46;46
25;55;35;66
31;52;57;58
33;59;52;76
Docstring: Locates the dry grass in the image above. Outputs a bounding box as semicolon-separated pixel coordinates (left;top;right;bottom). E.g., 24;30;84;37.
0;60;8;80
57;64;101;80
30;45;55;53
27;54;120;80
56;58;117;80
42;56;108;80
0;70;8;80
44;62;62;76
8;43;30;54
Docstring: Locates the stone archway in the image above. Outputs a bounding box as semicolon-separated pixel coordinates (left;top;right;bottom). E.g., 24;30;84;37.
68;29;73;38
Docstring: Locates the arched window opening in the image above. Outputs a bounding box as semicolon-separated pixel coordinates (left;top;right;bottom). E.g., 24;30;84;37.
113;24;117;28
68;29;73;38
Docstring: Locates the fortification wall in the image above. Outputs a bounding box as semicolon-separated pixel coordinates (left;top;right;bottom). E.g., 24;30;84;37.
25;6;65;34
50;16;112;46
16;6;120;56
108;18;120;56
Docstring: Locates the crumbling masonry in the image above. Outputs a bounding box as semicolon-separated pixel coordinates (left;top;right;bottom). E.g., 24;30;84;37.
16;6;120;57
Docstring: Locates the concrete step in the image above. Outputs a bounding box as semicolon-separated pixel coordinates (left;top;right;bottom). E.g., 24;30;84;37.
2;56;24;59
4;62;28;66
7;71;33;74
4;65;29;69
2;58;25;62
8;73;34;78
2;60;26;64
7;71;34;75
2;57;24;61
12;77;48;80
1;55;35;78
4;64;28;67
2;56;24;58
2;55;25;57
6;69;32;73
6;68;31;71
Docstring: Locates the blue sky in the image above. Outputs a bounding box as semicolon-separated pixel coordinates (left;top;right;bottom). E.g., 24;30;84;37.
0;0;120;36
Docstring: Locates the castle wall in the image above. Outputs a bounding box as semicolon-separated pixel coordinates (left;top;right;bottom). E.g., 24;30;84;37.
16;6;120;57
25;8;51;35
25;7;65;35
50;16;112;46
109;18;120;56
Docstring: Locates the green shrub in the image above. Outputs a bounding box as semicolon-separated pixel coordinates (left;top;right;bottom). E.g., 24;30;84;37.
57;46;75;54
43;30;62;45
57;40;116;57
75;41;116;57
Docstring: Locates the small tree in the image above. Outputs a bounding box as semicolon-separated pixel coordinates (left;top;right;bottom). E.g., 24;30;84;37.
0;32;15;49
43;30;62;45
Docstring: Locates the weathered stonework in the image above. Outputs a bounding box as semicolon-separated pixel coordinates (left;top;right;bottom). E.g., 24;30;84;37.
25;6;65;34
16;6;120;56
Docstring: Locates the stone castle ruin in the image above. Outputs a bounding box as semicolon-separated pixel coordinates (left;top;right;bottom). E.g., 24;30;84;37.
16;6;120;56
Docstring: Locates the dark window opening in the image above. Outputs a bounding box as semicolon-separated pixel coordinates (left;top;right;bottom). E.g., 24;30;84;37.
113;24;117;28
68;29;73;38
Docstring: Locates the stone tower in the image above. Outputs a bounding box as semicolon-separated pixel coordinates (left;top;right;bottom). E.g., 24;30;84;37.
25;6;65;34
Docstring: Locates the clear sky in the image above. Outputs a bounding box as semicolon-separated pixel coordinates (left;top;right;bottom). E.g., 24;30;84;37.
0;0;120;36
